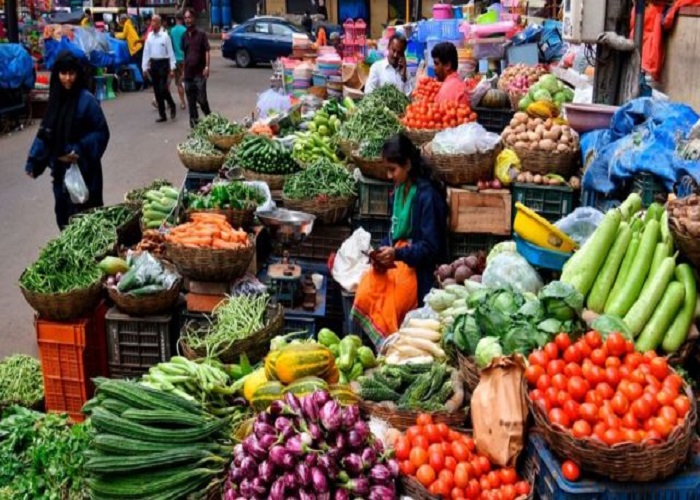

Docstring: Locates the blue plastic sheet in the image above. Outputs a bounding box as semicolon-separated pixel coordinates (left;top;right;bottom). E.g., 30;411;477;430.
582;97;700;195
44;35;130;70
0;43;35;89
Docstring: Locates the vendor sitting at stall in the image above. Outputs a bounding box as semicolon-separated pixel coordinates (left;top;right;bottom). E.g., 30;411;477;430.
432;42;467;105
351;133;448;346
364;34;412;95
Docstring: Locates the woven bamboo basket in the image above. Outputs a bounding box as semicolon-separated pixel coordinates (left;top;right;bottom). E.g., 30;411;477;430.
406;128;438;146
177;149;226;173
20;278;103;322
358;400;469;431
528;383;697;482
508;90;526;111
669;220;700;269
399;475;439;500
511;144;579;176
457;352;481;394
282;195;355;225
241;169;289;190
164;236;255;282
350;152;388;181
186;207;256;229
107;273;183;317
180;304;284;364
208;133;245;151
423;142;502;187
667;324;698;367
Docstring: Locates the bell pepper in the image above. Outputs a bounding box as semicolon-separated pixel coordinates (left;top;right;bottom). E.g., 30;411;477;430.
338;336;358;371
357;346;377;369
318;328;341;348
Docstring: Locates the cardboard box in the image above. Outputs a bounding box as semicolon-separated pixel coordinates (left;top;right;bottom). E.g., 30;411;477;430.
448;188;512;235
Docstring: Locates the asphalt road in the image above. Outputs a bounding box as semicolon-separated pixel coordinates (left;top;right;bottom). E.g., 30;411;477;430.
0;50;269;358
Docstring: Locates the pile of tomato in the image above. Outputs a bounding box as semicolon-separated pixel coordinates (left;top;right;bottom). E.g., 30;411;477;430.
526;331;693;447
393;414;531;499
412;76;443;102
402;100;477;131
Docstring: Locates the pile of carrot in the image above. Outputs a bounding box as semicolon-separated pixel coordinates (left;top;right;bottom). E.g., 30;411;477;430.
166;213;249;250
249;123;274;137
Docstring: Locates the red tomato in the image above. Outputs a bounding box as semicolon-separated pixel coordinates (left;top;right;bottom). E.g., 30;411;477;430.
551;373;568;391
450;487;465;500
454;462;471;489
589;366;607;385
528;350;549;368
563;400;581;422
537;374;552;392
565;362;583;378
590;348;607;367
585;390;605;407
611;392;630;416
547;360;566;377
452;441;470;462
486;471;501;490
572;419;592;438
605;367;621;387
579;402;599;424
479;476;491;492
622;411;640;430
425;424;442;443
410;447;429;468
603;428;622;445
545;387;560;407
466;479;481;498
563;345;582;364
406;425;423;442
395;436;411;460
593;422;608;441
562;460;581;481
642;392;660;413
631;398;653;421
501;484;517;500
674;395;691;418
401;459;416;476
595;382;615;401
515;481;531;496
463;436;476;452
657;389;675;407
649;357;669;380
499;467;517;486
651;416;673;438
555;333;572;351
476;455;491;475
437;423;450;439
448;430;463;442
567;376;588;402
549;408;571;428
444;456;457;473
413;435;430;450
544;342;559;361
624;352;644;369
605;357;622;369
430;479;450;497
577;340;593;360
439;469;455;490
605;332;627;357
622;381;643;401
416;464;437;487
664;374;684;392
585;331;603;349
659;406;678;425
625;340;635;354
525;365;545;385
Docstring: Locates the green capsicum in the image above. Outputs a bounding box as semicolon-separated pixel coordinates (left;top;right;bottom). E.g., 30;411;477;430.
338;336;358;371
318;328;341;348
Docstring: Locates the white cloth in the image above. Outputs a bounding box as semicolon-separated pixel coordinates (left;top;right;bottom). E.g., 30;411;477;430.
142;29;176;73
364;59;412;95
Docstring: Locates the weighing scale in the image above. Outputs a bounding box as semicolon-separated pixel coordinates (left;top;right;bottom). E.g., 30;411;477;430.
257;209;317;309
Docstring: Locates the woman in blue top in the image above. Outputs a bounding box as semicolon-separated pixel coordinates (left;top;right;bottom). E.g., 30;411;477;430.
25;52;110;230
352;133;448;345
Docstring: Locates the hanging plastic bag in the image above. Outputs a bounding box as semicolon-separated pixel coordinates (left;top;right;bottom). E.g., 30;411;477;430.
555;207;605;246
494;148;521;186
482;253;543;295
331;228;372;293
64;162;89;204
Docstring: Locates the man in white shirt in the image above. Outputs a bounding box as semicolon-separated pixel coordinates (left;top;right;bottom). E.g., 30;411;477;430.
364;34;412;95
142;15;177;123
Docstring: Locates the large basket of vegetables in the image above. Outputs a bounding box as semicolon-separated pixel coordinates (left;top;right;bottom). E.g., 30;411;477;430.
526;331;698;482
282;159;357;225
164;213;255;282
186;181;266;230
350;151;389;181
191;112;246;151
20;278;103;322
405;128;438;146
236;135;301;190
104;253;183;317
177;137;226;173
423;141;502;187
180;299;283;364
338;105;403;169
209;133;246;151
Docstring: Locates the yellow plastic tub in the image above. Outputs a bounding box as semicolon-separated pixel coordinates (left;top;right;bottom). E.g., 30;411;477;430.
513;202;578;253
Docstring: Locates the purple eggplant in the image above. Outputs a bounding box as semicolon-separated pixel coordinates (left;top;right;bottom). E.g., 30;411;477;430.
230;467;245;484
275;416;294;434
233;455;243;468
333;490;350;500
361;447;377;465
335;432;348;452
386;458;399;477
341;477;370;496
308;422;323;442
372;438;385;455
270;478;286;500
342;405;360;429
369;464;393;485
254;421;277;439
304;453;318;467
301;394;319;422
313;390;331;411
256;410;274;425
286;432;313;456
353;420;370;442
268;399;285;415
233;443;245;460
295;462;313;486
243;436;268;462
250;478;268;497
283;471;298;490
224;488;235;500
342;453;365;475
239;478;253;498
239;456;257;479
258;460;275;484
369;485;396;500
320;400;342;432
347;430;364;449
310;466;329;493
316;494;330;500
259;433;278;450
284;392;302;414
317;455;338;480
298;489;316;500
269;445;295;470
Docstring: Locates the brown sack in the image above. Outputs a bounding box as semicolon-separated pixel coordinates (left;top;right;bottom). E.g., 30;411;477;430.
471;354;528;468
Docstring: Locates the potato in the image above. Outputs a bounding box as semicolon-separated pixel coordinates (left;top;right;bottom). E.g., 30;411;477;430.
510;118;519;128
516;172;526;182
545;118;553;129
524;171;535;183
535;124;546;136
528;131;539;142
519;132;529;142
560;134;571;144
515;124;527;134
543;130;559;141
514;141;527;150
527;120;537;132
533;174;543;184
534;118;544;126
687;221;700;238
557;143;570;153
539;139;555;151
514;112;529;124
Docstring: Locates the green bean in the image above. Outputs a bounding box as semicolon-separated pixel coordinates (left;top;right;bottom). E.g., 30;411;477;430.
361;85;411;116
338;106;404;145
283;158;357;200
191;113;244;138
0;354;44;405
177;137;222;157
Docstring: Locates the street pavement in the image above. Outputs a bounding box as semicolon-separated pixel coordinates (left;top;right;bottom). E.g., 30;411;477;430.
0;50;270;358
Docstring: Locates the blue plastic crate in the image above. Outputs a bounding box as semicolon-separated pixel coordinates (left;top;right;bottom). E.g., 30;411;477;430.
523;434;700;500
514;235;571;271
283;315;316;339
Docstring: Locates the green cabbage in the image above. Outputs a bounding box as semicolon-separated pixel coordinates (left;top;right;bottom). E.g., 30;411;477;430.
532;89;553;103
475;337;503;368
538;74;559;94
519;96;533;111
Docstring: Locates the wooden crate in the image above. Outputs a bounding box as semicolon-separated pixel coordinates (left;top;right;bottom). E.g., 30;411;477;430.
448;188;512;235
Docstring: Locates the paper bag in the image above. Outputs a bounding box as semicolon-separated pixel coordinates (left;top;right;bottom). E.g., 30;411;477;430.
471;355;528;467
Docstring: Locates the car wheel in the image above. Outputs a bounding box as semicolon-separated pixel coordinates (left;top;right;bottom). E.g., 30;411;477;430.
235;49;253;68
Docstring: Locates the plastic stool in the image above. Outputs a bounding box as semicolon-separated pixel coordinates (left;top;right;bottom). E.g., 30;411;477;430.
105;75;116;100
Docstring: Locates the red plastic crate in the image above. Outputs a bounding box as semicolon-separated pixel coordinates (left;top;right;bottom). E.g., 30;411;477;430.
36;302;108;422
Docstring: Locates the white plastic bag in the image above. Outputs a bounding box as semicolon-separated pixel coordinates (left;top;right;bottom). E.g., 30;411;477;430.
243;180;276;213
482;253;543;295
331;228;372;293
64;162;89;204
256;89;291;119
555;207;605;246
432;123;501;155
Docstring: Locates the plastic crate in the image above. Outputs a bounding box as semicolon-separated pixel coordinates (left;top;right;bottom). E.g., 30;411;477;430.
296;224;353;262
633;172;668;208
448;233;507;260
36;302;108;423
511;183;575;224
522;434;700;500
352;216;391;248
283;315;316;339
105;307;176;378
358;173;393;217
183;171;216;193
474;106;515;133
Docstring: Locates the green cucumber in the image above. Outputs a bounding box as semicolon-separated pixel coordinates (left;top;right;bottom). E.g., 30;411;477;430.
641;242;670;294
606;234;640;303
619;193;642;221
587;222;631;313
635;281;686;352
159;186;180;200
623;255;677;337
662;264;697;353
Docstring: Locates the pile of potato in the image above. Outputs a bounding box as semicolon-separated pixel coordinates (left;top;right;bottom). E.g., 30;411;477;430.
514;171;581;189
501;112;579;154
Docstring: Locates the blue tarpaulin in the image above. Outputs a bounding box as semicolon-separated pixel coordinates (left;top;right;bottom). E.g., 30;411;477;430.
44;35;130;70
582;98;700;195
0;44;35;89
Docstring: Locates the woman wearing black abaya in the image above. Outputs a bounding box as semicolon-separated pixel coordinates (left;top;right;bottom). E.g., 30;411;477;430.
25;51;110;230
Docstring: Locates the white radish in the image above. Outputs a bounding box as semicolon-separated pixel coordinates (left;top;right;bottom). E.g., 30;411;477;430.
399;327;442;342
406;318;441;331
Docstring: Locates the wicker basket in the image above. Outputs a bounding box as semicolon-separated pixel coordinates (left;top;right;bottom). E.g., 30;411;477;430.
399;475;439;500
359;400;469;431
177;149;226;173
186;207;256;229
511;144;579;176
180;304;284;364
241;169;289;190
107;274;183;317
282;195;355;225
208;133;245;152
667;325;698;367
406;128;438;146
457;352;481;394
508;90;527;111
423;142;502;187
670;220;700;269
164;236;255;282
20;278;103;322
528;383;698;482
350;152;388;181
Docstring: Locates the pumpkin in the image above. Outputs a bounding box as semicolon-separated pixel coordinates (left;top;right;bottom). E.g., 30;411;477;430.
481;88;509;109
251;381;284;411
243;367;268;402
282;376;329;397
274;343;335;385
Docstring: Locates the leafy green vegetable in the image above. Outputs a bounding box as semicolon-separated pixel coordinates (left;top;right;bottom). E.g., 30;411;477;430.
591;315;633;339
361;85;411;116
0;355;43;405
475;337;502;368
192;112;244;138
539;281;584;322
